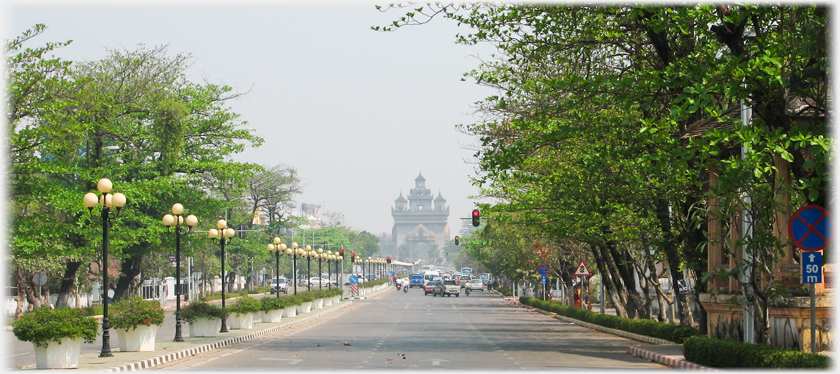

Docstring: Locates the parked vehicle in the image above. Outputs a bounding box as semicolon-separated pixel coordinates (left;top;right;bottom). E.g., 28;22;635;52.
270;278;287;294
308;277;330;287
424;281;437;295
433;280;460;297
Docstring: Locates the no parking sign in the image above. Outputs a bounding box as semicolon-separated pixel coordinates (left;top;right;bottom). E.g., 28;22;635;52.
788;205;833;252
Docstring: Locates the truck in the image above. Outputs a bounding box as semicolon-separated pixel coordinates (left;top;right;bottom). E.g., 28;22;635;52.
433;279;460;297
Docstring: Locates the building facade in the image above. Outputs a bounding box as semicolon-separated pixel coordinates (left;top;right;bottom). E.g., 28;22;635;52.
391;173;450;258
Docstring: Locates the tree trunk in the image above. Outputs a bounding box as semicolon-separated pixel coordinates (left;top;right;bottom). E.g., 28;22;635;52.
54;261;82;308
592;244;629;318
113;255;143;301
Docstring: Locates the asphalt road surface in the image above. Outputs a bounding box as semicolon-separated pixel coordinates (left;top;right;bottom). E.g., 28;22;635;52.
151;287;666;370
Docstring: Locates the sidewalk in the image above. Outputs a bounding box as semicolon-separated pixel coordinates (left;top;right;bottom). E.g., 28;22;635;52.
15;286;389;372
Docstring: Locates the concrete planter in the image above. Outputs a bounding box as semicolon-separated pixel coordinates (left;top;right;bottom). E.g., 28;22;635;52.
333;295;341;304
323;297;333;307
228;313;254;330
283;306;297;318
188;317;221;337
116;324;158;352
314;298;324;309
33;337;83;369
296;301;313;314
262;309;283;323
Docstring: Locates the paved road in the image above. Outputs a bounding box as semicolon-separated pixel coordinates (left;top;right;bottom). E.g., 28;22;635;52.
151;287;666;370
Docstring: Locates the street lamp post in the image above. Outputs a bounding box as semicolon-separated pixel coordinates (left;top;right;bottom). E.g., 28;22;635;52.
82;178;127;358
267;237;287;298
286;242;300;295
305;245;313;291
208;219;236;333
162;204;198;342
317;248;324;290
324;251;332;289
368;257;373;281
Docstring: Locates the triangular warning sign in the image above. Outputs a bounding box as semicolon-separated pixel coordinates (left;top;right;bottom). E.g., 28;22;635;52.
574;260;592;277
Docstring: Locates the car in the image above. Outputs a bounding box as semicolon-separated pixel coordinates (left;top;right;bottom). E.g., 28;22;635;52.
409;274;424;288
467;280;485;291
308;277;329;287
424;281;437;295
269;278;287;294
457;275;472;287
433;280;460;297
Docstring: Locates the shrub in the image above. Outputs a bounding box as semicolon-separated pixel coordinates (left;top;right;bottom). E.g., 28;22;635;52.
671;325;700;344
261;296;287;312
181;301;226;322
109;297;165;331
682;336;830;368
298;291;316;303
227;295;262;316
285;295;302;306
13;307;98;347
82;305;104;317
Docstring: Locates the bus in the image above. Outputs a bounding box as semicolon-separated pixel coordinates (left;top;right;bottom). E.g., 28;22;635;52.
460;267;473;276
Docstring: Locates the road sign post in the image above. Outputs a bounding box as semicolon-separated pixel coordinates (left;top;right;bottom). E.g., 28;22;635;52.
789;205;831;353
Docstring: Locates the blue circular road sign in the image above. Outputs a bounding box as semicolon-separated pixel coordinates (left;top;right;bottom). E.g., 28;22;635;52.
788;205;833;252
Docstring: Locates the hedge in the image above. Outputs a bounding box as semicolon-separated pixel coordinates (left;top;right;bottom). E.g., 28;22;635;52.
682;336;830;368
520;297;700;344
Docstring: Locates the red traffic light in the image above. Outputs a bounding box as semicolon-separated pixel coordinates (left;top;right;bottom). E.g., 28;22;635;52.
471;209;480;227
339;248;344;256
472;209;480;217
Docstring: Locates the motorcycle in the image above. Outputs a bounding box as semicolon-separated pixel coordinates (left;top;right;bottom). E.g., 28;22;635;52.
465;287;471;296
403;285;409;294
396;283;402;291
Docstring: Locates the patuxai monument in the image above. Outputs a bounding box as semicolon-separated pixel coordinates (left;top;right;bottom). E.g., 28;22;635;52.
391;173;450;261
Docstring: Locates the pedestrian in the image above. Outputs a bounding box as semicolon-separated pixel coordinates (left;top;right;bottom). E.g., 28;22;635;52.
492;279;499;290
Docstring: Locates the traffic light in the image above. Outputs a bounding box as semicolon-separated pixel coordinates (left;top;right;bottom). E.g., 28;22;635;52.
339;248;344;258
387;257;392;264
454;236;460;246
471;209;480;227
350;253;355;263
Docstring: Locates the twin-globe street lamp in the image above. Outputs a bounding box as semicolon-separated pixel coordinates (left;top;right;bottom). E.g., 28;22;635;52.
284;242;302;295
267;238;288;298
162;204;198;342
82;178;127;358
208;219;236;333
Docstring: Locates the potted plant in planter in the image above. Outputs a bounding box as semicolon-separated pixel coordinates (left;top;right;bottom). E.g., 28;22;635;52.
260;297;286;323
326;287;341;304
319;289;333;307
283;295;300;318
296;291;315;314
227;295;261;329
110;297;164;351
181;301;226;337
313;289;328;309
13;307;98;369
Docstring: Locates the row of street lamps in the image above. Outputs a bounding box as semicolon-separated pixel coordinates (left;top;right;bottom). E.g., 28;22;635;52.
82;178;377;358
266;239;344;296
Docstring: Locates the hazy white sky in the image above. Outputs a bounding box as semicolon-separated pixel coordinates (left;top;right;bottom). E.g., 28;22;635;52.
4;1;499;236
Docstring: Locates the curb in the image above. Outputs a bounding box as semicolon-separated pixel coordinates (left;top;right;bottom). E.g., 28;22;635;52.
628;346;718;371
99;300;355;373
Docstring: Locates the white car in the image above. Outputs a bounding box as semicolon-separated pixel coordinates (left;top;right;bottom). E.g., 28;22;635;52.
467;280;485;291
308;277;329;287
